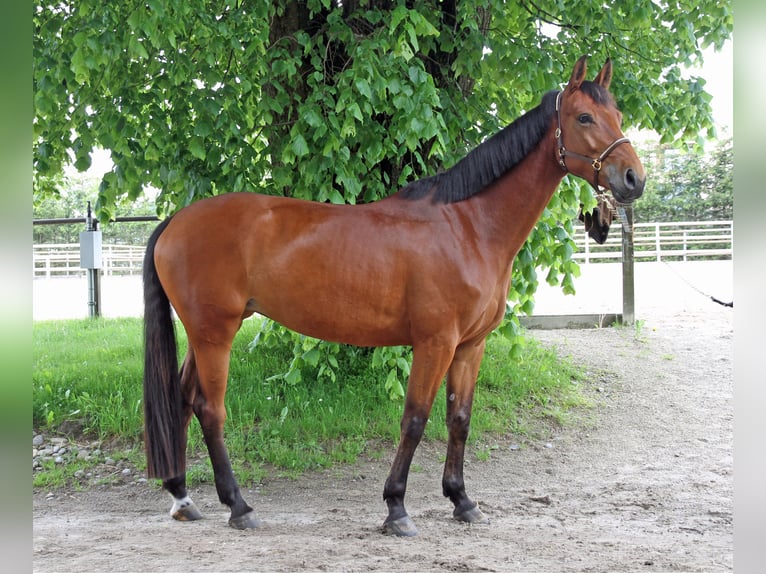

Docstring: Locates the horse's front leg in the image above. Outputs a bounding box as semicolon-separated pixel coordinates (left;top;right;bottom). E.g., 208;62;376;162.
442;339;489;524
382;341;455;536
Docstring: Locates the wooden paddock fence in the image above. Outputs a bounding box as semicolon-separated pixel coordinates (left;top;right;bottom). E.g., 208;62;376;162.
32;220;733;279
33;244;145;278
574;220;733;264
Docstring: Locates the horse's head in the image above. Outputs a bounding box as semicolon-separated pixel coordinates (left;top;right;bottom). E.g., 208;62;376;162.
555;56;645;204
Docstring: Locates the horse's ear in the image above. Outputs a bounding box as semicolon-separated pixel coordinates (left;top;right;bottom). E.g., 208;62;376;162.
594;58;613;89
566;55;589;92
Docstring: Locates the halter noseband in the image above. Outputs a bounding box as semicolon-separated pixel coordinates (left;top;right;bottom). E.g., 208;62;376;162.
555;90;631;193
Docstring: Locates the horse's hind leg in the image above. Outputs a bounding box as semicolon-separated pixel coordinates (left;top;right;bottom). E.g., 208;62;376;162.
191;336;260;529
442;339;489;525
163;350;203;522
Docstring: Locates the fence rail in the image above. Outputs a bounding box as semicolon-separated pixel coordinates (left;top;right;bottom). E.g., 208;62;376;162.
33;244;145;278
32;220;733;278
574;220;733;263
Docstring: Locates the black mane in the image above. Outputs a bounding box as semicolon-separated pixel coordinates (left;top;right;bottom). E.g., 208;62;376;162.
400;90;559;204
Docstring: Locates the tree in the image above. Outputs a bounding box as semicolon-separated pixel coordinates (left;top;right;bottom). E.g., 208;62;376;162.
33;0;733;354
635;136;733;222
32;169;159;244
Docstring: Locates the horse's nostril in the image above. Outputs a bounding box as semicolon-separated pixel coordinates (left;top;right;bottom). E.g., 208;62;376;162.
625;168;636;190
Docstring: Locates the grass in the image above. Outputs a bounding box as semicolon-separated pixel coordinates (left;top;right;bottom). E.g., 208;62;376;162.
33;317;587;488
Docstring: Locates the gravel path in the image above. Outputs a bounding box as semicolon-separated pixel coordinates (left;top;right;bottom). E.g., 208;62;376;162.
33;293;733;572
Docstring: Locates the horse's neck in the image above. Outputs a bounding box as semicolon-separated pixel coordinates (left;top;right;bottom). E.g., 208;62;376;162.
467;129;566;266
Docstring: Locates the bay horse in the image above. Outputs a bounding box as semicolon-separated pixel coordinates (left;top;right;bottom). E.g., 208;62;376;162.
143;56;645;536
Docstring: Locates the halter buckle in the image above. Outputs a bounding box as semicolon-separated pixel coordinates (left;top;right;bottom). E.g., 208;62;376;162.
592;159;602;171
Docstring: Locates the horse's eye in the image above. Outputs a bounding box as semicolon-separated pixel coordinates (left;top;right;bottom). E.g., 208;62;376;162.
578;113;593;125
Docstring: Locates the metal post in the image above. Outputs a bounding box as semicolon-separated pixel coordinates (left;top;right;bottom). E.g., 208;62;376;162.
620;204;635;325
83;202;102;318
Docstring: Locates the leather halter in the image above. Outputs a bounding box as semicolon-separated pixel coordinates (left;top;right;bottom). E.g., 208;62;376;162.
555;90;631;192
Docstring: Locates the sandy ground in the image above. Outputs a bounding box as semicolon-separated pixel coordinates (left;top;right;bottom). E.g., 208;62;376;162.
32;261;733;573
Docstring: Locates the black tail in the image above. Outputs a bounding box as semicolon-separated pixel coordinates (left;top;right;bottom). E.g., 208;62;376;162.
142;217;185;479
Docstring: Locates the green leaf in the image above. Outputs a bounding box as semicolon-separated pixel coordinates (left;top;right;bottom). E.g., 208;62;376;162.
304;108;324;128
385;369;405;400
292;134;310;158
74;154;91;172
285;363;302;385
328;189;345;204
354;78;372;100
302;347;321;367
189;137;206;161
390;6;408;30
347;102;363;122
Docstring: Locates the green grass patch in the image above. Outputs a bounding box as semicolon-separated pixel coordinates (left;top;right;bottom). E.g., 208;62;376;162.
33;317;586;488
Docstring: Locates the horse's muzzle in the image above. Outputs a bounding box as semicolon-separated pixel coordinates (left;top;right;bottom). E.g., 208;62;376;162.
609;165;645;204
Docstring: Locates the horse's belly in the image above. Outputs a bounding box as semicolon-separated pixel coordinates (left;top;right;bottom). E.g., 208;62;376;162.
247;277;411;347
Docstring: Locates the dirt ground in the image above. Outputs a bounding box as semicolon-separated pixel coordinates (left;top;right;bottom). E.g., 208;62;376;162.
33;302;733;573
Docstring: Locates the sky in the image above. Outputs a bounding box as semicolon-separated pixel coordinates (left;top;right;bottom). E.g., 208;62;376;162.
692;40;733;132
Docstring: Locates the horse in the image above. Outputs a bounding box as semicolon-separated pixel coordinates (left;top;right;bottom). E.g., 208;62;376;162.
142;55;645;536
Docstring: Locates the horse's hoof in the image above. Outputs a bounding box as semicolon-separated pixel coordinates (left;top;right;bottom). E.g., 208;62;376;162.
170;498;204;522
228;510;262;530
172;503;203;521
454;504;489;524
382;514;419;537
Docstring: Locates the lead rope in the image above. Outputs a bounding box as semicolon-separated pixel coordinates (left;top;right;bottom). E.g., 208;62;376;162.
661;261;733;308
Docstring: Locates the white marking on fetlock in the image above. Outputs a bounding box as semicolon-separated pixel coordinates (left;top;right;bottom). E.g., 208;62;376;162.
170;495;195;517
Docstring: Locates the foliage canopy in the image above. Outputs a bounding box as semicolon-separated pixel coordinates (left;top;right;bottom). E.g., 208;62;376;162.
635;137;733;222
33;0;733;348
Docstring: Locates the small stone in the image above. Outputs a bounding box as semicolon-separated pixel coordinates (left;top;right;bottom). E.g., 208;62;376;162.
544;442;554;449
77;450;90;460
33;435;44;447
122;468;132;477
54;456;64;464
74;469;85;479
509;444;520;451
104;457;116;466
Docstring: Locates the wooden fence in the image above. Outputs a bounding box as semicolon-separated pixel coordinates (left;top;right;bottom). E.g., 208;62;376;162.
33;244;145;278
573;220;733;264
32;220;733;278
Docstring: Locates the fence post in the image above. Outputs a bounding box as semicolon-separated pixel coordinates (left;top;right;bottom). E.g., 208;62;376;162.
621;205;635;325
655;222;661;262
79;202;102;318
